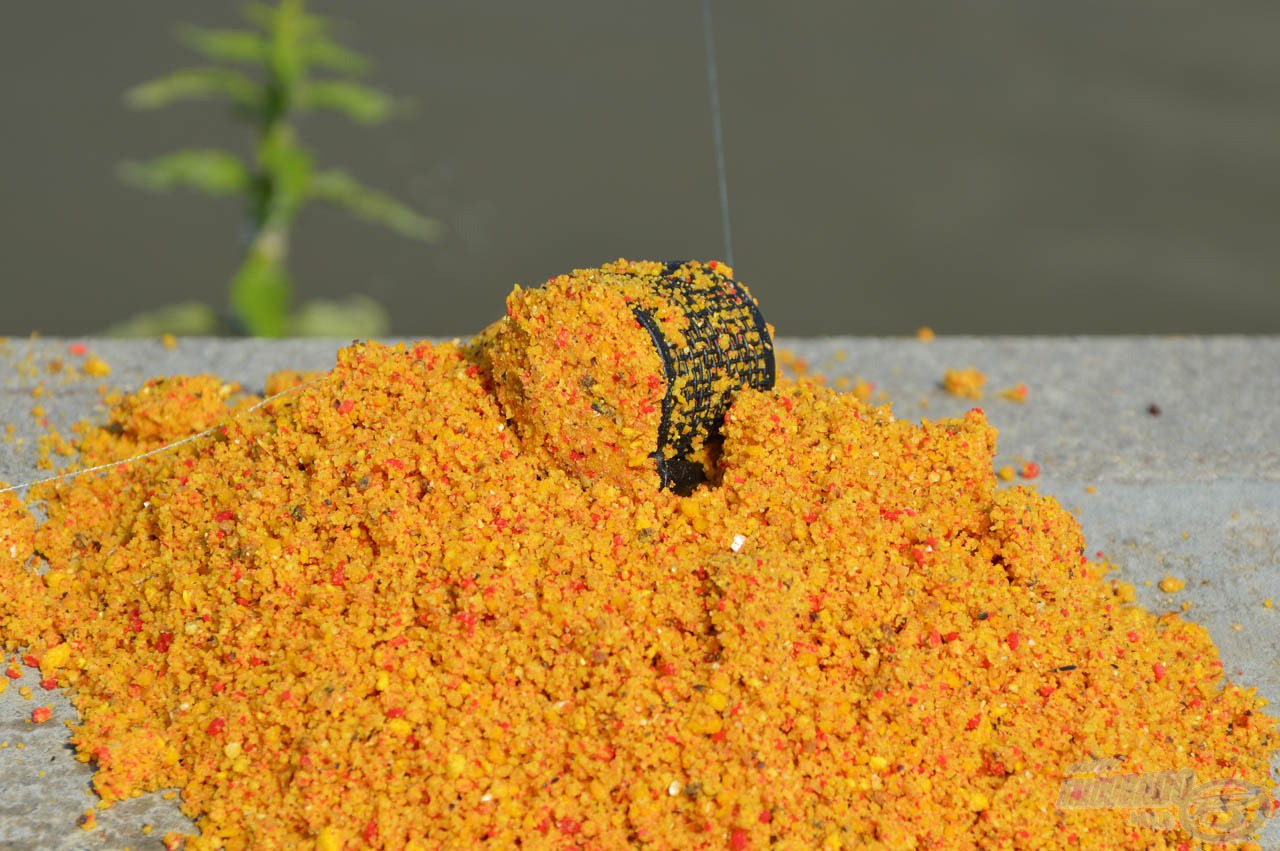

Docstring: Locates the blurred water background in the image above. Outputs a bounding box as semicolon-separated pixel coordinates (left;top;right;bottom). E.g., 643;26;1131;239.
2;1;1278;336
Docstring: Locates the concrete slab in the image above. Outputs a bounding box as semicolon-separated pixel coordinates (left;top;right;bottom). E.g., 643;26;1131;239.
1;336;1277;849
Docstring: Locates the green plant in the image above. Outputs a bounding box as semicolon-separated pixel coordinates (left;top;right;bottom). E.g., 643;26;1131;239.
118;0;439;337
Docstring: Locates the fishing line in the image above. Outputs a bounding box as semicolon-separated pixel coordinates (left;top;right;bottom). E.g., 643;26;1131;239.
0;375;329;497
700;0;734;268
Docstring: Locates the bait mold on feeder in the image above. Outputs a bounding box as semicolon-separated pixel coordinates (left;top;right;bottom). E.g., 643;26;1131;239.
479;259;774;493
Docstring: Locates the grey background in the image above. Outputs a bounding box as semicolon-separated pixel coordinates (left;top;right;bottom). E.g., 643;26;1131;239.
2;2;1280;338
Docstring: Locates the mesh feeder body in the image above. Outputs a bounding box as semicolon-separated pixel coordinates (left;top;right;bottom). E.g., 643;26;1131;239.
634;261;775;492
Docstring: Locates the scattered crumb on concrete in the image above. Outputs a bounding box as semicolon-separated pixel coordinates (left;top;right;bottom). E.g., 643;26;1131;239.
998;383;1028;403
942;367;985;399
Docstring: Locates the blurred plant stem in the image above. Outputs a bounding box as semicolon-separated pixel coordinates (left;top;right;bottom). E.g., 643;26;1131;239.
116;0;440;338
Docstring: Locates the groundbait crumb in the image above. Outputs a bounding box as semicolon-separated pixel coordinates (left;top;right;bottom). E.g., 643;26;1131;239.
942;368;986;400
0;263;1275;849
998;384;1028;403
81;356;111;378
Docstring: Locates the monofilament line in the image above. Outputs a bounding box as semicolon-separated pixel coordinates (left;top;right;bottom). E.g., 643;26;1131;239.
700;0;734;268
0;375;329;496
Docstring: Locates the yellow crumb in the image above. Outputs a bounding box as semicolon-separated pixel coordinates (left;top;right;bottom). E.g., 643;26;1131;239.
942;367;985;399
161;334;177;350
318;826;344;851
1158;576;1186;594
915;326;935;342
998;383;1029;403
1264;599;1274;610
996;466;1015;481
41;642;70;670
81;357;110;377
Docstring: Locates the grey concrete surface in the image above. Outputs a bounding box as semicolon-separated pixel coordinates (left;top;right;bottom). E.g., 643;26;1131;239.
1;336;1278;849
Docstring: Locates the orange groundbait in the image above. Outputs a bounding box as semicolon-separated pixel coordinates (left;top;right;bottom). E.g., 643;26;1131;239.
0;260;1275;849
